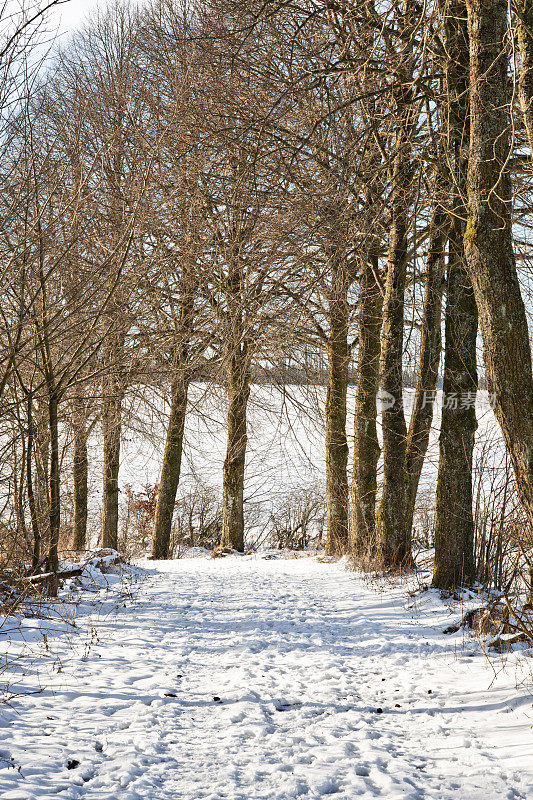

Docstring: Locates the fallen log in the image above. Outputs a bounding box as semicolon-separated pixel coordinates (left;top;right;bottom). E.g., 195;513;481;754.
488;633;531;653
18;567;83;585
443;601;511;636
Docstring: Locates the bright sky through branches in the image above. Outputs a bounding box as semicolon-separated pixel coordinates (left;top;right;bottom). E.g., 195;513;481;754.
49;0;147;34
50;0;109;32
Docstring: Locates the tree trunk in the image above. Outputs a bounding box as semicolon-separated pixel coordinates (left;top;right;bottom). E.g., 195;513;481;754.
221;350;250;552
14;436;28;550
26;397;40;572
101;390;122;550
351;254;383;558
405;179;447;535
375;5;416;569
433;258;478;588
516;1;533;605
432;0;478;589
325;262;350;556
34;399;50;551
465;0;533;599
376;187;412;568
151;372;189;559
71;395;89;551
100;333;125;550
45;390;61;595
517;1;533;154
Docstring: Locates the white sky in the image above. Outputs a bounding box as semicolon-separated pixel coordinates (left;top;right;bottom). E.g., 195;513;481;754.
50;0;105;33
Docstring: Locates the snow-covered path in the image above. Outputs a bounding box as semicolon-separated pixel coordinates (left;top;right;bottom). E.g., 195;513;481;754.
1;556;532;800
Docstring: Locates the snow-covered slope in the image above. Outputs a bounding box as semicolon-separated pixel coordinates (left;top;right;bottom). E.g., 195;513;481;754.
0;556;530;799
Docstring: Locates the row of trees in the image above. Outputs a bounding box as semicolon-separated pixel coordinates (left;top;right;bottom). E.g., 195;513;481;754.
0;0;532;597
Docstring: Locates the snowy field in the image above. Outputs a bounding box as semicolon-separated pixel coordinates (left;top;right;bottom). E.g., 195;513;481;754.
117;385;503;496
78;385;505;547
0;554;531;799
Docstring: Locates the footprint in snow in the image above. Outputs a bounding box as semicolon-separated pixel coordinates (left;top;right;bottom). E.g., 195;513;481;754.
274;700;302;712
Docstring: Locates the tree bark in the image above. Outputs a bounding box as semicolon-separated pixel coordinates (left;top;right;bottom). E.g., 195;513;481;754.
376;104;416;566
14;436;28;551
432;0;478;589
26;397;40;572
71;393;89;551
517;1;533;154
151;371;189;559
377;209;412;568
221;349;250;552
100;331;125;550
34;399;50;551
465;0;533;598
351;254;383;557
45;390;61;595
433;257;478;588
405;178;447;534
376;2;416;569
325;259;350;556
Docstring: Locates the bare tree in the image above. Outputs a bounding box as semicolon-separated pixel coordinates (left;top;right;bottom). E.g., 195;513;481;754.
464;0;533;601
433;0;477;589
142;1;213;559
195;3;298;551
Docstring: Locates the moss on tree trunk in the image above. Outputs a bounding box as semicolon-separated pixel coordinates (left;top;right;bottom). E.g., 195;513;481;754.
377;198;412;569
351;255;382;557
431;0;478;589
517;1;533;155
25;397;40;572
46;390;61;596
221;351;250;553
465;0;533;601
72;426;89;551
71;393;89;551
151;373;189;559
325;255;350;556
375;8;416;569
101;355;124;550
433;259;478;589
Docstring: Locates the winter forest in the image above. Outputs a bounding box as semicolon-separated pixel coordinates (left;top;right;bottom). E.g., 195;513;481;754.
0;0;532;797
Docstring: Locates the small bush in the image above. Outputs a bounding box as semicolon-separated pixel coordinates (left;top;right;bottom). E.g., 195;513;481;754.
120;484;159;557
170;484;222;555
267;487;325;550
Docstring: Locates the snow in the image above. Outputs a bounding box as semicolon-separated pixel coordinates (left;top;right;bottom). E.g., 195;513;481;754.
0;555;531;799
76;385;505;548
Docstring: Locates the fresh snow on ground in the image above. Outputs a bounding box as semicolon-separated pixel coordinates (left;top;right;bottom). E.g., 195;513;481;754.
0;555;531;799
